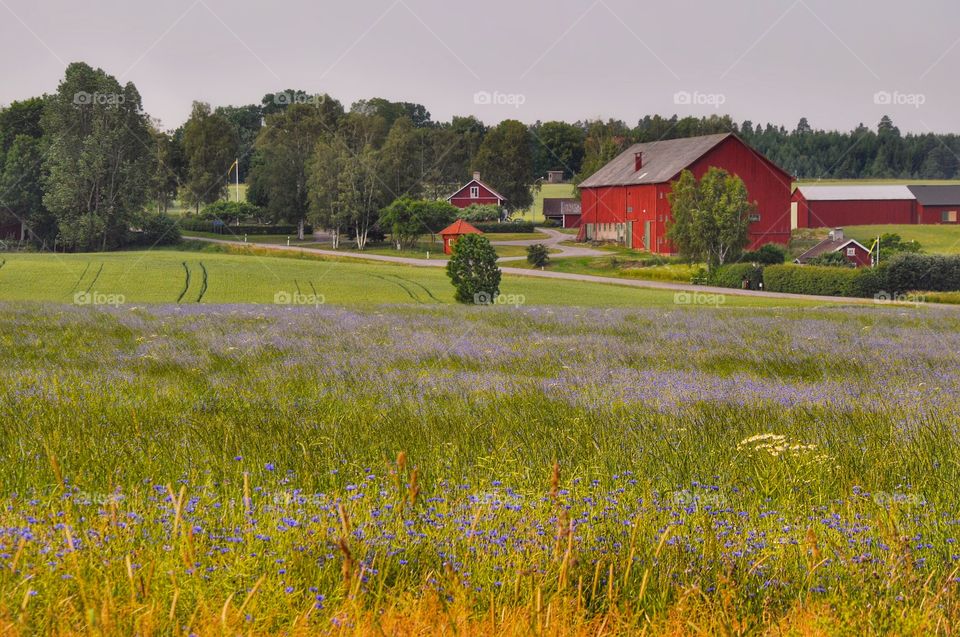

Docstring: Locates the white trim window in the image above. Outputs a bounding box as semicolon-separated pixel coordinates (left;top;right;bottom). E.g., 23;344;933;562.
470;186;480;199
846;247;856;257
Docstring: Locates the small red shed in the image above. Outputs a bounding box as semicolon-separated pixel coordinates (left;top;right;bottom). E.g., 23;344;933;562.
439;219;482;255
446;172;507;209
795;228;872;267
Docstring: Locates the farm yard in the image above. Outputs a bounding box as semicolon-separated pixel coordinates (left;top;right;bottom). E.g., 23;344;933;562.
2;300;960;634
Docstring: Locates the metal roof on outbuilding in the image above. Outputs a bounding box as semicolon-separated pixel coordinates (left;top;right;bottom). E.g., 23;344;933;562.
795;185;916;201
907;185;960;206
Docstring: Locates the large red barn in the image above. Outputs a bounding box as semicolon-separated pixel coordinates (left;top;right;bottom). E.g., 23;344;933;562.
577;134;793;254
446;172;507;209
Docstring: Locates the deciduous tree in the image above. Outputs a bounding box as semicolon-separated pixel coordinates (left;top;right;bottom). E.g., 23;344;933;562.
666;168;754;269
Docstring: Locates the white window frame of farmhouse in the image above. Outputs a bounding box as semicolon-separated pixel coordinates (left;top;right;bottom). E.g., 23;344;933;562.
846;247;856;256
470;186;480;198
748;213;761;223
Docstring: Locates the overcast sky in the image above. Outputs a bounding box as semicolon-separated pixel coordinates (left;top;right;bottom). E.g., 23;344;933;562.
1;0;958;133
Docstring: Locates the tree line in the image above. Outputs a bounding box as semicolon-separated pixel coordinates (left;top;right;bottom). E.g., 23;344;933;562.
2;61;959;251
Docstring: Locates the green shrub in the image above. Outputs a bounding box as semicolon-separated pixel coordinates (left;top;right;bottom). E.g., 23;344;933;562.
740;243;787;265
199;200;264;222
764;265;870;297
807;251;855;268
446;234;501;304
131;213;181;246
526;244;550;268
708;263;763;290
457;204;502;222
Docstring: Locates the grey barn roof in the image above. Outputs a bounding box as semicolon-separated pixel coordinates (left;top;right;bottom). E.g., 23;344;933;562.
908;185;960;206
577;133;733;188
795;185;915;201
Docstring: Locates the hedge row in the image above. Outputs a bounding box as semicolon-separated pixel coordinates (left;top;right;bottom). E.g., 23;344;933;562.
708;263;764;290
763;265;887;298
884;253;960;292
472;221;537;234
703;254;960;299
178;218;312;235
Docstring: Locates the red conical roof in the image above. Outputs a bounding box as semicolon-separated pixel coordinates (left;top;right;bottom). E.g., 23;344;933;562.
439;219;483;236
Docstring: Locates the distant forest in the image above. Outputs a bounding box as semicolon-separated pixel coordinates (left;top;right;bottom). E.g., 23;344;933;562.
2;61;958;252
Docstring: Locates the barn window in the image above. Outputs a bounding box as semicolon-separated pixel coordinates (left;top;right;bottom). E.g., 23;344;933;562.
846;247;856;257
943;210;958;223
748;213;761;223
470;186;479;198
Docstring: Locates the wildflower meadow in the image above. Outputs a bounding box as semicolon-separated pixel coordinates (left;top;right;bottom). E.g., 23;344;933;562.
2;302;960;635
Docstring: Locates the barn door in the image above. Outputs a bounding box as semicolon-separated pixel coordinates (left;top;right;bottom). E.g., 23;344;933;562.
791;202;799;230
643;221;651;251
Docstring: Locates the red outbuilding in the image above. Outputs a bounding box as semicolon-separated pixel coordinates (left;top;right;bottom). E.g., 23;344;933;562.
446;172;507;209
577;133;793;254
795;228;872;268
438;219;482;255
791;186;917;228
909;186;960;224
791;184;960;228
542;198;582;229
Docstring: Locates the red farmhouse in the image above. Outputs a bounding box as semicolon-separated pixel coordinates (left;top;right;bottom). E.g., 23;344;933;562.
439;218;482;255
795;228;872;268
446;172;507;209
577;134;793;254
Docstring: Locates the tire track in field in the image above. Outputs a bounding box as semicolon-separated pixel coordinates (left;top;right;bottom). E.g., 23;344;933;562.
386;274;442;303
83;264;104;294
364;273;424;303
195;262;208;303
176;262;191;303
69;262;92;294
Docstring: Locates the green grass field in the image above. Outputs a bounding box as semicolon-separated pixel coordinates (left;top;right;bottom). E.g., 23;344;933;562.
841;224;960;255
515;183;576;222
0;247;814;308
